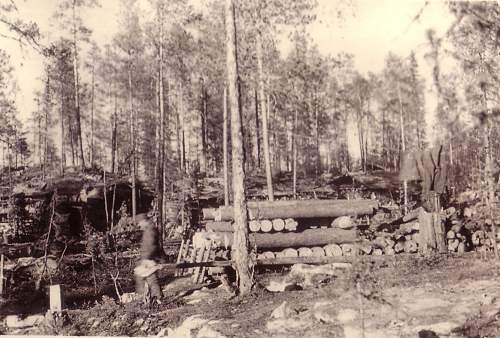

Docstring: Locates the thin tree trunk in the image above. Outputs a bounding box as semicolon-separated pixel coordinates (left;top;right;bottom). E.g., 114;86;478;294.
72;0;85;170
37;101;42;168
254;88;260;169
200;78;207;174
43;75;49;180
256;30;274;201
482;87;498;260
293;109;298;198
225;0;252;295
60;73;65;176
176;85;182;171
223;86;230;206
157;5;165;245
90;66;95;167
128;55;137;224
179;84;185;172
111;87;118;174
315;91;320;177
397;84;408;214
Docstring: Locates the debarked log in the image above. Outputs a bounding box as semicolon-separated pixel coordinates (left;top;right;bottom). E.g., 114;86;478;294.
205;199;378;221
201;228;357;249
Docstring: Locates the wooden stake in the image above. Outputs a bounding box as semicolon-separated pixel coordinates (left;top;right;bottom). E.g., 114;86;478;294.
0;254;4;296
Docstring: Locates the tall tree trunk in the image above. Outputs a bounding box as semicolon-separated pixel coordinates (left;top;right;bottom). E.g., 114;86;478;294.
293;109;298;198
178;84;185;172
157;4;165;245
37;101;42;168
225;0;252;295
481;86;498;260
90;66;95;167
69;123;76;167
397;84;408;214
254;88;260;169
72;0;85;170
315;91;320;177
200;78;207;174
128;55;137;224
256;30;274;201
60;74;65;176
111;91;117;174
176;85;182;171
223;86;230;206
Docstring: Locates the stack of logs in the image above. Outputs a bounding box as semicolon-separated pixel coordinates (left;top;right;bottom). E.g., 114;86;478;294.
199;199;498;259
200;199;379;259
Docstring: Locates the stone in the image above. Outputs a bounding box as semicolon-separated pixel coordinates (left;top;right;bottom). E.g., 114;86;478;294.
312;301;336;323
337;309;358;324
266;318;310;333
167;315;209;338
196;325;227;338
265;279;299;292
5;315;45;329
271;301;290;319
121;292;138;304
156;327;167;337
408;322;460;336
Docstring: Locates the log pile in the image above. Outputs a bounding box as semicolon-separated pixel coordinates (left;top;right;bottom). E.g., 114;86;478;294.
198;198;499;264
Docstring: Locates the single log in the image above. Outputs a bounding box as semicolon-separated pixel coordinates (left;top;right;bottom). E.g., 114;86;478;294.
282;248;298;257
324;244;343;257
372;237;387;249
284;218;298;231
457;242;465;254
258;251;275;260
394;242;404;254
200;228;357;249
311;247;326;257
331;216;354;229
384;238;395;249
359;243;372;255
341;244;357;256
403;207;423;222
249;220;261;232
209;199;378;221
400;222;419;234
158;253;423;270
272;219;285;232
384;247;395;255
205;221;233;232
202;208;218;220
403;240;418;253
472;230;485;245
448;239;459;251
260;220;273;233
298;247;313;257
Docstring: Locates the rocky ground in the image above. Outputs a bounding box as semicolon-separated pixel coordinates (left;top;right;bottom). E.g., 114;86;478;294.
1;252;499;337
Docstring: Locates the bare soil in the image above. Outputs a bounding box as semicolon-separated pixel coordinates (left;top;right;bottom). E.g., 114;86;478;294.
1;252;500;337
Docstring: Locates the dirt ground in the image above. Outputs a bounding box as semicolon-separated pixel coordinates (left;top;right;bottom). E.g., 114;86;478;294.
1;252;500;337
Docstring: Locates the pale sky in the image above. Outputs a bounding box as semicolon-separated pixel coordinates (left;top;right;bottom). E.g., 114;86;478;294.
1;0;456;145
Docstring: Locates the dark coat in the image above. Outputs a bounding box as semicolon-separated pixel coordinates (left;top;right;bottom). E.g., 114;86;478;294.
140;224;163;261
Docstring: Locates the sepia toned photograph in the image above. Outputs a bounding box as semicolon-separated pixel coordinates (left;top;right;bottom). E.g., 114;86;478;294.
0;0;499;336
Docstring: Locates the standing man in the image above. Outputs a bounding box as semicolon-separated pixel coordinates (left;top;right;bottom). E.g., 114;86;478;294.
134;213;164;303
